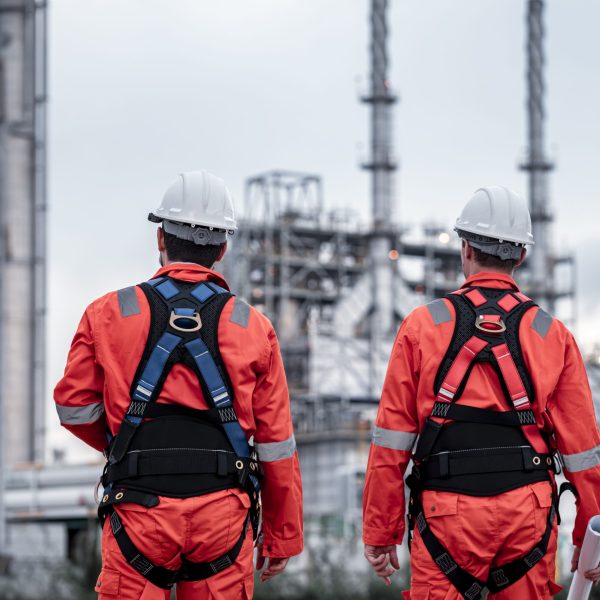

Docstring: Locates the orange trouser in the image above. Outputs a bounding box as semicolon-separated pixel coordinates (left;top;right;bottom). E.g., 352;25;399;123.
408;481;562;600
95;488;254;600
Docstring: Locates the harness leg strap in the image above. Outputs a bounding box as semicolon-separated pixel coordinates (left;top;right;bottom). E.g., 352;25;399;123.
104;506;250;590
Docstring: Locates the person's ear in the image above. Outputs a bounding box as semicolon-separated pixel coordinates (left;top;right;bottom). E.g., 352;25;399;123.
215;242;228;263
157;226;166;252
514;247;527;268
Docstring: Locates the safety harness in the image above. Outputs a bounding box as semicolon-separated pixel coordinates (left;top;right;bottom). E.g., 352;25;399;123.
98;276;261;590
407;287;563;600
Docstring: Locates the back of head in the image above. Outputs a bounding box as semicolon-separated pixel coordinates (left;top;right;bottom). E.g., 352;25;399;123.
148;170;237;267
455;186;533;271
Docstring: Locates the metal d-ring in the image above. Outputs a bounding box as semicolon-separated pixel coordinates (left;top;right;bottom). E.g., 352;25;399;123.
169;311;202;332
475;315;507;334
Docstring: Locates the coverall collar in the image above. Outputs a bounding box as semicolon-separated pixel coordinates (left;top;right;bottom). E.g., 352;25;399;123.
461;271;520;291
151;262;230;290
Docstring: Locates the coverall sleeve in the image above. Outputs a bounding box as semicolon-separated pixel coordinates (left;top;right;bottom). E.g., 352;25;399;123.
54;305;109;453
547;332;600;546
253;326;303;558
363;319;420;546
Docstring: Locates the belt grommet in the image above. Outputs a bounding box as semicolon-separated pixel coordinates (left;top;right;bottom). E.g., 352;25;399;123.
236;460;244;470
533;456;541;466
546;457;552;466
115;492;124;500
250;462;256;471
102;494;109;503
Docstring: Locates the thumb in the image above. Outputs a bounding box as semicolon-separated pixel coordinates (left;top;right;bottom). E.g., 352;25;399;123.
389;546;400;570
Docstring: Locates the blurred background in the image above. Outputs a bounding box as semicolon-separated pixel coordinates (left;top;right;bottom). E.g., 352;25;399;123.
0;0;599;597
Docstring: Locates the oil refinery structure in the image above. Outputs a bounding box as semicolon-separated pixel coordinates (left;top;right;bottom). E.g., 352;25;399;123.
0;0;595;588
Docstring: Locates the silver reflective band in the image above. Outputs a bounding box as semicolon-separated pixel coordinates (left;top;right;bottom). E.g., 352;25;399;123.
56;402;105;425
372;426;417;451
118;287;140;318
255;435;296;462
562;444;600;473
532;308;553;339
427;299;452;326
230;298;250;328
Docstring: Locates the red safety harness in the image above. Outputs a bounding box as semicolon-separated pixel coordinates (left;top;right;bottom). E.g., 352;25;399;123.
407;287;566;600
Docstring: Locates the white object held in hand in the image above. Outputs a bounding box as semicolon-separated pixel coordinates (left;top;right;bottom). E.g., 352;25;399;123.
567;516;600;600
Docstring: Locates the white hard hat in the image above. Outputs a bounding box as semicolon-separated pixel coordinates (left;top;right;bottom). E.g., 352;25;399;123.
455;186;534;260
148;170;238;233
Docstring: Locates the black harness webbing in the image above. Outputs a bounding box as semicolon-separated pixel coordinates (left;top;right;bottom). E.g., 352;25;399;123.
98;277;261;589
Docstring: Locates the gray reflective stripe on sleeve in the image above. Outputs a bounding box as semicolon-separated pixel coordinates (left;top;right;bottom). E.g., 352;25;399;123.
255;434;296;462
230;298;250;328
532;308;552;338
562;444;600;473
426;299;452;325
56;402;105;425
117;287;140;318
372;426;417;451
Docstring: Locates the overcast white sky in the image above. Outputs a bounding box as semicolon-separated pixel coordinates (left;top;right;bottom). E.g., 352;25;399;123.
46;0;600;460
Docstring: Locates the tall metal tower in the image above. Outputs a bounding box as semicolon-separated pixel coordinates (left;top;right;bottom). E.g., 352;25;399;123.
0;0;48;473
361;0;398;394
520;0;555;312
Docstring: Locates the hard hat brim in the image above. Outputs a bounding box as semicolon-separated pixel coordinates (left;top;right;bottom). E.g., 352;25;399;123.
454;224;534;246
148;212;163;223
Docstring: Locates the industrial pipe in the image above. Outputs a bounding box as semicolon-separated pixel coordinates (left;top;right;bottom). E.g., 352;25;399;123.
567;515;600;600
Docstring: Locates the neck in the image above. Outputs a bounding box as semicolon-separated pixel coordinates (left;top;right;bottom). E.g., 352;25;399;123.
464;263;513;279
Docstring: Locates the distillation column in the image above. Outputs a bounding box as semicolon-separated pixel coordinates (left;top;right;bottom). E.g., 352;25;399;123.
520;0;555;312
0;0;47;474
362;0;397;395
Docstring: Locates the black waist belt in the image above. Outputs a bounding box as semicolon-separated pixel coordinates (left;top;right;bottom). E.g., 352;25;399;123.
422;447;553;479
104;449;240;482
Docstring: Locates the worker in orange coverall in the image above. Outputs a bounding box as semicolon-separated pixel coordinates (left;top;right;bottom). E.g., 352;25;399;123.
55;171;303;599
363;186;600;599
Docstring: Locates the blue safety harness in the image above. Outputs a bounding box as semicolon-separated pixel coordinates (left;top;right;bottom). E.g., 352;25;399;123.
98;276;261;590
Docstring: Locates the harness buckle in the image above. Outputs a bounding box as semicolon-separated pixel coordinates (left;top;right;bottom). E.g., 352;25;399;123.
169;310;202;332
475;314;506;334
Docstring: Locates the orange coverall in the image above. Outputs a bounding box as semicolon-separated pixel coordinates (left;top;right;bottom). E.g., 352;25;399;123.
363;272;600;599
54;263;304;599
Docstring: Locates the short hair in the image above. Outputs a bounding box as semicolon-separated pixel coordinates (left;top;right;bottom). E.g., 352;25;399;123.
471;245;517;272
163;230;225;267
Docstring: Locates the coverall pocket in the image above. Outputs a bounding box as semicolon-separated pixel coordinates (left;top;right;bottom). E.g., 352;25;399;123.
531;482;553;539
94;567;120;595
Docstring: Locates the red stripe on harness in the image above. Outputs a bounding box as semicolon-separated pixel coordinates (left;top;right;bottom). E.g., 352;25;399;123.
435;336;488;410
497;293;520;313
492;344;547;453
465;289;487;307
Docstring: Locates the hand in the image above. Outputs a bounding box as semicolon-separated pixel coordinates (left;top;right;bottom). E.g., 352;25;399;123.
255;536;289;583
571;545;600;584
364;544;399;586
571;546;581;573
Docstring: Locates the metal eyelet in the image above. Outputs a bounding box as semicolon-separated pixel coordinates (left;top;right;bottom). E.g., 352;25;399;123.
102;494;109;503
115;492;124;500
533;456;541;466
235;460;244;470
250;462;257;471
546;457;552;466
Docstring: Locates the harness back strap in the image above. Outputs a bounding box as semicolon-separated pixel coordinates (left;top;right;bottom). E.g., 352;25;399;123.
491;344;547;453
